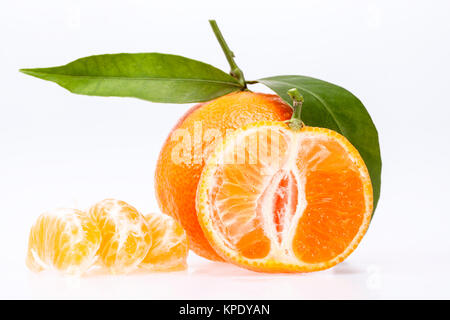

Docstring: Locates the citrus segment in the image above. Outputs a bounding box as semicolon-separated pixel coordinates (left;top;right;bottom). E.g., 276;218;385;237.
140;213;188;271
26;208;101;275
88;199;151;274
197;121;373;272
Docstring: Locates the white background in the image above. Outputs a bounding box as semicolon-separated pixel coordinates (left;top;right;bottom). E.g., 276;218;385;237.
1;0;449;299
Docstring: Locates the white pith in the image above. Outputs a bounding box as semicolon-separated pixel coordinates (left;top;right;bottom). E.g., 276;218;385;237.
197;122;373;269
252;132;306;263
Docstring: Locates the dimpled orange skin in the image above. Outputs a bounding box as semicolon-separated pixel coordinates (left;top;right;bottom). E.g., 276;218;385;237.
155;91;293;260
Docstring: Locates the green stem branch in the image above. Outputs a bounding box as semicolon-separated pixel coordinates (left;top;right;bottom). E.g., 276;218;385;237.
287;88;305;130
209;20;246;88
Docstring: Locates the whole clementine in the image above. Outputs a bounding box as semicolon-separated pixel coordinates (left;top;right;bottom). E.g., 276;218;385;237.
155;91;293;260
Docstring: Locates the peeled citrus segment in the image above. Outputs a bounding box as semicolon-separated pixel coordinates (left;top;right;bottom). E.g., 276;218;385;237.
88;199;151;274
197;121;373;273
140;213;188;271
26;208;101;275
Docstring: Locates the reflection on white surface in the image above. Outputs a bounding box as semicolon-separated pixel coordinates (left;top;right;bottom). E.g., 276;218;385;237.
21;255;372;299
0;252;444;299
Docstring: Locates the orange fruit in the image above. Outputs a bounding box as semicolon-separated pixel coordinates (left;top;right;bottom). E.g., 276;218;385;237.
26;208;101;275
88;199;151;274
140;213;188;271
155;91;292;260
196;121;373;272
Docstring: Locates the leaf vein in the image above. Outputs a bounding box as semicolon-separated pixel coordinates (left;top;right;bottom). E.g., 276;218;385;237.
23;72;243;87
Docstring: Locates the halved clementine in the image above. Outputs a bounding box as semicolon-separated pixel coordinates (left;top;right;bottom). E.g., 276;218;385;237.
196;121;373;272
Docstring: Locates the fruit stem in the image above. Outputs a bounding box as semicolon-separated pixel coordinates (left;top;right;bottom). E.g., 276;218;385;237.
209;20;247;88
287;88;305;130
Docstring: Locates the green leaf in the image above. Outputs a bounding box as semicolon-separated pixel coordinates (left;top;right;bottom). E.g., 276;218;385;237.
259;75;381;212
20;53;243;103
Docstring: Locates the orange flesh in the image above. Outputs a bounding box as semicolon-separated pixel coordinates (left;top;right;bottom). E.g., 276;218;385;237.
261;171;298;244
205;125;368;264
293;169;364;263
236;229;271;259
292;138;365;263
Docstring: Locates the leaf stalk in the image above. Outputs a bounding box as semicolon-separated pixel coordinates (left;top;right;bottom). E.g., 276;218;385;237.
287;88;305;130
209;20;246;88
